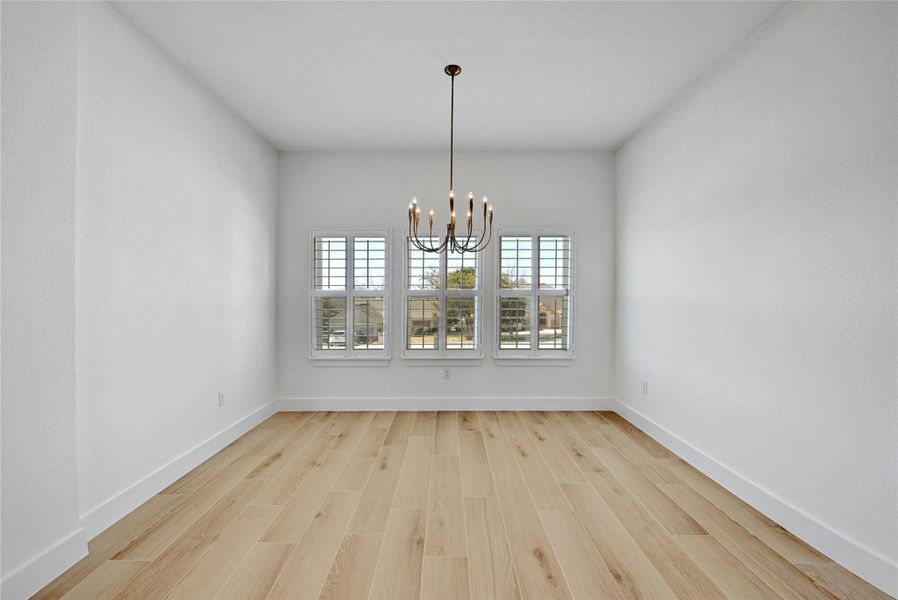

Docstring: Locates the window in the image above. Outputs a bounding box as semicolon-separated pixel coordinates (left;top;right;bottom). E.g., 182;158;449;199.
311;231;390;361
403;235;482;358
496;230;573;359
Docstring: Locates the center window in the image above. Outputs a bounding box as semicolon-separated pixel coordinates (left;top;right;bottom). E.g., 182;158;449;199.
403;236;482;358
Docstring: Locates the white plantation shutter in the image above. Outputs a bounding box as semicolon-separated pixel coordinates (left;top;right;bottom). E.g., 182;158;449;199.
496;229;574;359
311;230;390;360
403;234;482;359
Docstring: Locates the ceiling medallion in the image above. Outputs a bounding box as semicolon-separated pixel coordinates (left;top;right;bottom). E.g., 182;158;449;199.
407;64;493;254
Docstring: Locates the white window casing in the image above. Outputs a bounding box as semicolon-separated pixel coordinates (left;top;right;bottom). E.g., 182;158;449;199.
402;231;483;361
495;228;575;361
310;229;391;364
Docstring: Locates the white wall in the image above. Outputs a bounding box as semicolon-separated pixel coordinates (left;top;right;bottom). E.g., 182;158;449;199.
615;2;897;595
278;152;615;408
1;3;86;597
75;2;278;536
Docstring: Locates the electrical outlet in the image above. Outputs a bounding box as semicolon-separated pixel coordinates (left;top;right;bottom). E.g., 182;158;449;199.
642;381;648;395
443;368;451;380
218;391;225;407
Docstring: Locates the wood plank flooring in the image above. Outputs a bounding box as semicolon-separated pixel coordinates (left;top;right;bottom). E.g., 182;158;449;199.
33;411;892;600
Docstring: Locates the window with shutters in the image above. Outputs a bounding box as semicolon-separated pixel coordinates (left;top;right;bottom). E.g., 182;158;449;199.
311;230;390;361
403;234;482;359
496;230;574;360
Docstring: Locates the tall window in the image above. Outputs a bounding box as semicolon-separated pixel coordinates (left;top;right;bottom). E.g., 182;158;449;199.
496;230;573;359
404;235;481;358
311;230;389;360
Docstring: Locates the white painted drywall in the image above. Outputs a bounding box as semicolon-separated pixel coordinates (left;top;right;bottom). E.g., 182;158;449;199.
615;2;897;594
1;3;87;598
278;152;615;407
75;2;278;531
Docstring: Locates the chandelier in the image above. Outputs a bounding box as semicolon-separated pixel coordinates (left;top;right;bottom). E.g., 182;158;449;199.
407;65;493;254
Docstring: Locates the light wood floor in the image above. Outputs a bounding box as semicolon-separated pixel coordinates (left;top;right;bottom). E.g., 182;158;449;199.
35;411;891;600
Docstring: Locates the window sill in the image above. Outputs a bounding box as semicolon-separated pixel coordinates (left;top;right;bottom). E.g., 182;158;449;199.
310;356;391;367
493;355;575;366
401;355;483;367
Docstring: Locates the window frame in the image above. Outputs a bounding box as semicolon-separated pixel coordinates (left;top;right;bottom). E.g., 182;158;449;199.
402;231;483;361
494;228;575;361
309;229;391;363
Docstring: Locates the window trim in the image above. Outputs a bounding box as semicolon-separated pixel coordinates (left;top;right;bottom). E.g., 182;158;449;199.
309;229;391;362
494;228;575;361
402;230;483;360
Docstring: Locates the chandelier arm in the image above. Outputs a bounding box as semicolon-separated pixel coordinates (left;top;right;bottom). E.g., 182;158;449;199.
445;226;457;253
452;233;462;254
414;224;450;254
462;219;493;253
452;217;471;252
429;221;445;252
454;230;475;253
411;221;439;253
410;219;421;247
428;226;443;252
418;239;440;253
413;234;433;252
410;225;421;250
464;228;491;254
455;215;487;252
479;223;494;251
409;233;426;252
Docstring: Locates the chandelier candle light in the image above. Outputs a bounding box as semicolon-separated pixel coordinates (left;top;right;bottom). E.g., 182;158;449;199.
407;64;494;254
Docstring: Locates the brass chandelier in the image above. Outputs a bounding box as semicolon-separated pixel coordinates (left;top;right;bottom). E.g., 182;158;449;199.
407;64;493;254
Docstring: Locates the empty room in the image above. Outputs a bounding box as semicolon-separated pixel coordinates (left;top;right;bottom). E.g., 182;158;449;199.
2;1;896;599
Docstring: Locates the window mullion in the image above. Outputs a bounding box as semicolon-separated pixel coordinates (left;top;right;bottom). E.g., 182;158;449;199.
346;234;355;356
531;234;539;356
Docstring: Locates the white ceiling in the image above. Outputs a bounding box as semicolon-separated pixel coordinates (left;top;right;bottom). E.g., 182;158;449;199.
112;1;784;151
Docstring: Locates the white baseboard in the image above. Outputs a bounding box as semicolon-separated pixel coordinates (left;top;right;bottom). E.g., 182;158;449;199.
614;399;898;598
278;397;613;411
0;526;88;600
79;399;278;540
